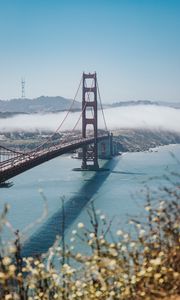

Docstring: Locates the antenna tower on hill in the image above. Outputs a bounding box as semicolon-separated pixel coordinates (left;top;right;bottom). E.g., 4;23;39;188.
21;78;25;98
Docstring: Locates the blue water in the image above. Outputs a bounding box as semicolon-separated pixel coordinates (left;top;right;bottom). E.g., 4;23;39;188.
0;144;179;255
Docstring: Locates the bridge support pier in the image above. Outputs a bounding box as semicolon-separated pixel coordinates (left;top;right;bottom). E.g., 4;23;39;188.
81;72;99;171
98;133;113;159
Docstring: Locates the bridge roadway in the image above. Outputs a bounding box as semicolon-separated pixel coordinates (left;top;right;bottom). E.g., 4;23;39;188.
0;134;110;183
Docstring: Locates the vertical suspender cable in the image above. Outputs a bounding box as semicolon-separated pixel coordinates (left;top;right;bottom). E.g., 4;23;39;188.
97;80;108;132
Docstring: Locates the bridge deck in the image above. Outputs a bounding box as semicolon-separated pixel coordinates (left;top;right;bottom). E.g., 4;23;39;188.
0;134;110;183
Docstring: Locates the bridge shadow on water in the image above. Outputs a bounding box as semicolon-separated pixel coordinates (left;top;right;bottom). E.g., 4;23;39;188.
22;158;119;257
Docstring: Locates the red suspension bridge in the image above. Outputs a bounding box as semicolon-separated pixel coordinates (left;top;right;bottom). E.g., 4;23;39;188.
0;73;116;185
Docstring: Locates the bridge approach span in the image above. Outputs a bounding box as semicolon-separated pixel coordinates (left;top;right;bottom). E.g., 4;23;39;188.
0;134;110;183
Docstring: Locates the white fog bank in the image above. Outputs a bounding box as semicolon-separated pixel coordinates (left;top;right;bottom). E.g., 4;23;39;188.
0;105;180;132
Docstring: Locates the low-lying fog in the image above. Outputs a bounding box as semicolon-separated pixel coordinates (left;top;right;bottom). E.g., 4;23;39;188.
0;105;180;132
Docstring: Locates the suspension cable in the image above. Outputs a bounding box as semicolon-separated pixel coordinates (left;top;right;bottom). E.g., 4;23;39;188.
71;75;108;135
71;102;87;132
97;80;108;132
0;75;108;162
0;145;25;156
71;76;95;133
30;75;83;151
0;75;83;159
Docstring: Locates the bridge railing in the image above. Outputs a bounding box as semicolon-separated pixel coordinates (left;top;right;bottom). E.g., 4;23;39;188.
0;132;110;172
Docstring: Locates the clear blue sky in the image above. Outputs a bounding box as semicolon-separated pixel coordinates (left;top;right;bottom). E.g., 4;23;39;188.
0;0;180;102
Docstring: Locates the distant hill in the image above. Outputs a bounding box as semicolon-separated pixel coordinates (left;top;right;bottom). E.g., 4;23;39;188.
0;96;81;114
108;100;180;109
0;97;179;116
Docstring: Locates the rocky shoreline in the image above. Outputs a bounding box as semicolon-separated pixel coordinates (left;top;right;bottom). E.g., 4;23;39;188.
113;129;180;152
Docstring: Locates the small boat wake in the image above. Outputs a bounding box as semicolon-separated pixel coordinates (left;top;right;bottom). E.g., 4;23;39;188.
111;170;146;175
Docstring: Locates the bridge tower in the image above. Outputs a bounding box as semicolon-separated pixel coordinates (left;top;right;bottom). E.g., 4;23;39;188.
81;72;99;170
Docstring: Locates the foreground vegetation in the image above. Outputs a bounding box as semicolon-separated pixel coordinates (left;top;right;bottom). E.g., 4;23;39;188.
0;175;179;299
